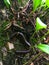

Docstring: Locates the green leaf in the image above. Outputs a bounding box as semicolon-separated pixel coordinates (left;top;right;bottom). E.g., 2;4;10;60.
35;17;47;31
33;0;42;11
37;44;49;54
46;0;49;7
4;0;11;8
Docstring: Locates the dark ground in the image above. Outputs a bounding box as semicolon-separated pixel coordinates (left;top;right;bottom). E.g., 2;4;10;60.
0;0;49;65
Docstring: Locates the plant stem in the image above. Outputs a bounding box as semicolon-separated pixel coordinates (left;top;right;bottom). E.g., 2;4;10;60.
30;30;37;40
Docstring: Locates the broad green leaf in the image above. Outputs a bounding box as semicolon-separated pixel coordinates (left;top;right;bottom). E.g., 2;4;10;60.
4;0;11;8
37;44;49;54
33;0;42;11
35;17;47;31
46;0;49;7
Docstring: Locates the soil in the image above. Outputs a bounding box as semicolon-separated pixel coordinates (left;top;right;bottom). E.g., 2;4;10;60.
0;0;49;65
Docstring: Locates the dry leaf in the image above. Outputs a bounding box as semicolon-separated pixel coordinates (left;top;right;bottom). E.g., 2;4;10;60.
6;42;14;50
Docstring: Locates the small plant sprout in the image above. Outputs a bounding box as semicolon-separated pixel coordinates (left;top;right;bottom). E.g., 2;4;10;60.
37;43;49;54
35;17;47;31
30;17;47;39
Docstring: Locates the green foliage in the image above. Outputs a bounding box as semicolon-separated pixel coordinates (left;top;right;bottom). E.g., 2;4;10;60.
46;0;49;7
33;0;42;11
33;0;49;12
4;0;11;8
41;0;49;8
30;17;47;46
35;17;47;31
37;43;49;54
